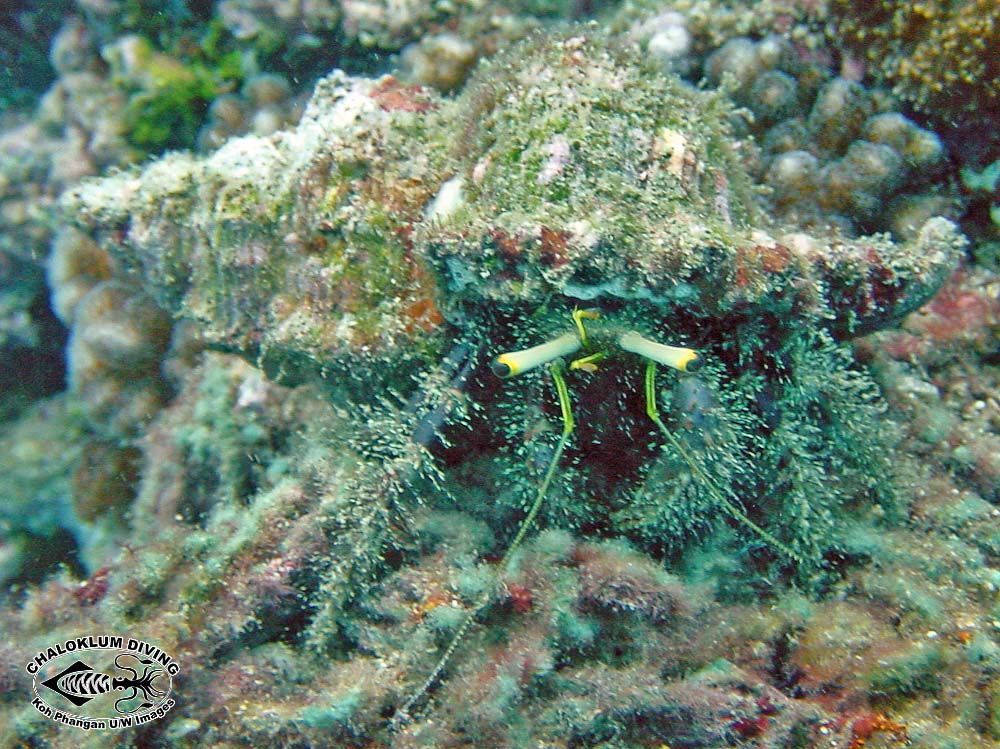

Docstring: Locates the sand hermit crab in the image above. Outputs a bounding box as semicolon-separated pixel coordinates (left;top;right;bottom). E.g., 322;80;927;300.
67;30;965;738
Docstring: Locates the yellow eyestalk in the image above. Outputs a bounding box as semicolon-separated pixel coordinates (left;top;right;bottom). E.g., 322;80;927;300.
618;331;701;372
491;332;581;378
571;308;601;347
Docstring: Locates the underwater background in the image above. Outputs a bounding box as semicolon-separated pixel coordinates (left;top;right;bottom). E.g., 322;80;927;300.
1;1;998;746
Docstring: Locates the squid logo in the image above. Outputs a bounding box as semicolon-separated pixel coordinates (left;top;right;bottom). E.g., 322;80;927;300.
41;654;167;713
27;635;178;729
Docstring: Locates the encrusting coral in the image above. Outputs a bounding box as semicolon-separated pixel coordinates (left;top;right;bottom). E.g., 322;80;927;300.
697;32;958;238
830;0;1000;129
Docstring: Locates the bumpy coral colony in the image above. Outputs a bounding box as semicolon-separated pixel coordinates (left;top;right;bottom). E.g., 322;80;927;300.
5;17;987;748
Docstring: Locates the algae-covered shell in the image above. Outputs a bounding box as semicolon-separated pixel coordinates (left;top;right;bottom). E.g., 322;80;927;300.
65;31;965;390
417;34;964;333
419;33;759;310
66;72;450;384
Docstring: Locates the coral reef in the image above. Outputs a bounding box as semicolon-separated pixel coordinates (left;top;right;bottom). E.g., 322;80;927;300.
0;15;136;268
339;0;579;52
45;226;113;325
696;33;958;237
397;32;478;93
65;279;172;438
197;71;305;151
618;6;977;247
862;266;1000;502
829;0;1000;137
218;0;341;49
46;225;174;521
49;230;170;441
44;33;976;745
615;0;825;54
2;4;998;749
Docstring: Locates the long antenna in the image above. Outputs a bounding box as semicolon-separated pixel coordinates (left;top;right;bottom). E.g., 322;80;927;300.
389;360;575;730
643;360;805;566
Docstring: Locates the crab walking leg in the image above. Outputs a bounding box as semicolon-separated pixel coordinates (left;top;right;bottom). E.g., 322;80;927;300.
571;307;600;347
391;361;576;729
643;360;805;566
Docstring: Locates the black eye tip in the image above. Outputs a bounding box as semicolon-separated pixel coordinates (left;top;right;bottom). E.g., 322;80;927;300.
685;354;704;372
491;359;513;378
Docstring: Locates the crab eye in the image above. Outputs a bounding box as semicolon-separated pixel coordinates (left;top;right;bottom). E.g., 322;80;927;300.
491;358;515;378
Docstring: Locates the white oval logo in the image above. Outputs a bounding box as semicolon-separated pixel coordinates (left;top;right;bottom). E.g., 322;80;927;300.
26;636;178;730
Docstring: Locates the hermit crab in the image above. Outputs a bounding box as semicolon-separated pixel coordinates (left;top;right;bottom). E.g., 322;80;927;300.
390;306;815;725
66;29;964;739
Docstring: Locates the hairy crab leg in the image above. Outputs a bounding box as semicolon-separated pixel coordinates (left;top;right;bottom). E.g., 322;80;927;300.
642;359;805;566
390;360;576;729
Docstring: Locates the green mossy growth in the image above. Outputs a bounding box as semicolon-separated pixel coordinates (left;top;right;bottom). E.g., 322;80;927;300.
121;55;232;152
105;20;248;154
297;687;362;729
867;641;948;698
